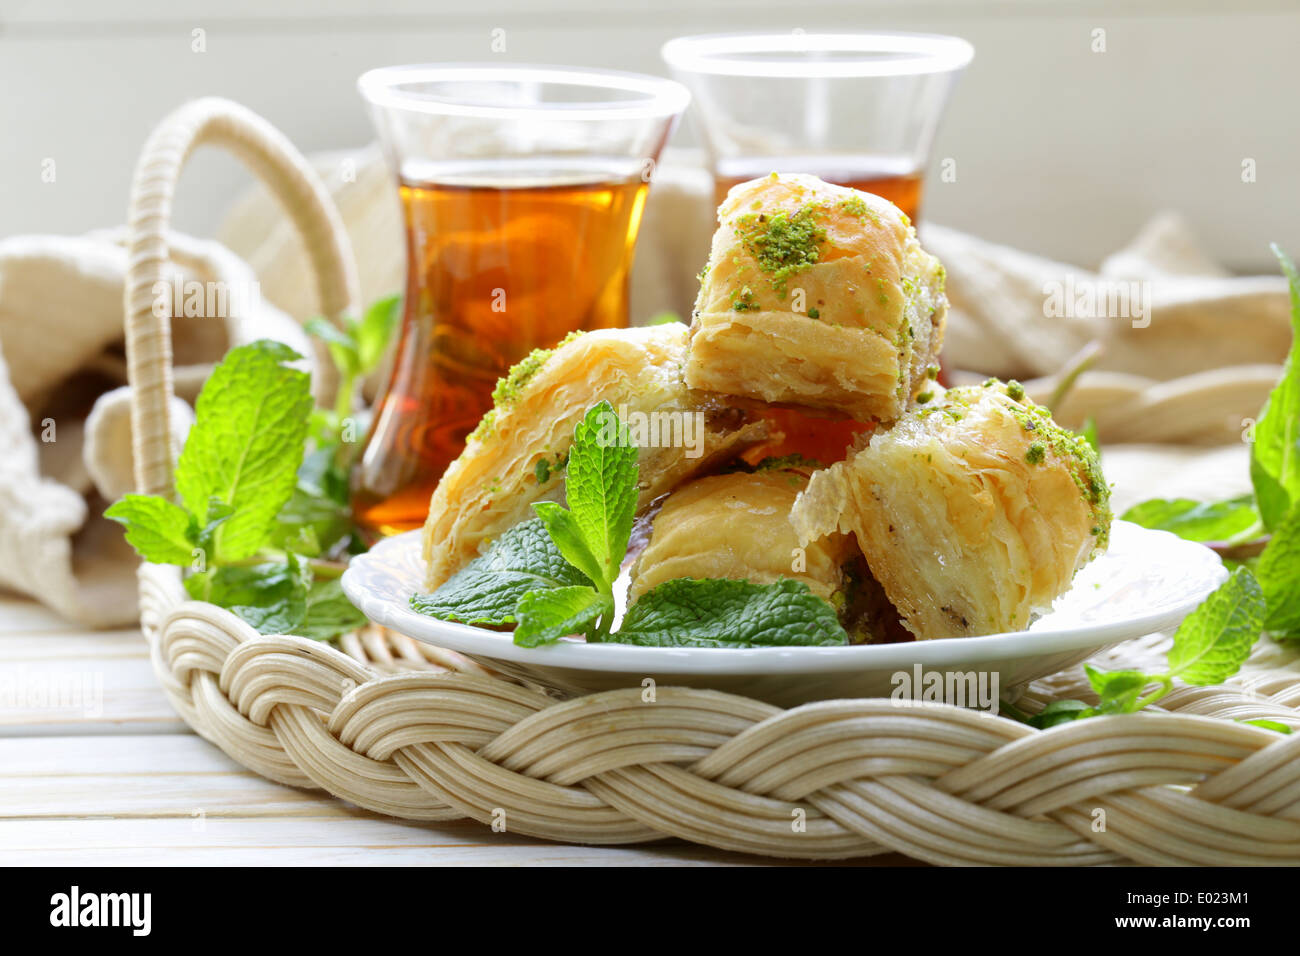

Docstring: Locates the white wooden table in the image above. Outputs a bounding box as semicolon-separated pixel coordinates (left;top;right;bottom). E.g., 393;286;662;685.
0;595;921;866
0;446;1251;866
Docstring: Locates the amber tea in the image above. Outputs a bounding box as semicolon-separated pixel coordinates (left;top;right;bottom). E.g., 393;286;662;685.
351;167;650;536
714;157;925;222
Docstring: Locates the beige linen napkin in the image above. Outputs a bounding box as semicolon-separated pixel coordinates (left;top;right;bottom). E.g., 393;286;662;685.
0;229;315;626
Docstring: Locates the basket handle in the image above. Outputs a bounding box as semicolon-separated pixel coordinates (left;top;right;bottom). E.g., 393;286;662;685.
124;96;361;498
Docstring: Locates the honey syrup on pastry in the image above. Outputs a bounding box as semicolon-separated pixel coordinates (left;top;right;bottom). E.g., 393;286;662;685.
352;166;649;537
742;409;875;466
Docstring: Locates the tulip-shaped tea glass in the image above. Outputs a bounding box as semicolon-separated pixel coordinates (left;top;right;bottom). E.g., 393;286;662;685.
662;34;971;462
661;32;972;222
353;64;689;535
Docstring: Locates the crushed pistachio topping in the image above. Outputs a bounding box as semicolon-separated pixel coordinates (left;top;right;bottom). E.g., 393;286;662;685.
492;330;580;407
732;203;827;296
807;306;821;319
491;349;550;407
533;450;569;485
467;408;497;445
1006;379;1026;401
921;381;1112;548
837;196;868;217
732;285;759;312
471;331;584;443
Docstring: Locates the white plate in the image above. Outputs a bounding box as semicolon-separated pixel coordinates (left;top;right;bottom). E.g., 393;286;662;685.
342;520;1226;707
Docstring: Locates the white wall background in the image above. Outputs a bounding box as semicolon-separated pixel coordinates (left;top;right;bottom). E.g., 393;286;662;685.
2;0;1297;271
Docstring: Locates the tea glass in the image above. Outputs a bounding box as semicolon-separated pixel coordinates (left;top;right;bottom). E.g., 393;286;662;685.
353;64;689;535
661;32;973;221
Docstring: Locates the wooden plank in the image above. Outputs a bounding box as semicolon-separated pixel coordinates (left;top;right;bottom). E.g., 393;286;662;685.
0;818;862;866
0;735;335;818
0;734;235;775
0;638;185;736
0;837;801;867
0;596;95;635
0;736;914;865
0;629;151;659
0;598;183;734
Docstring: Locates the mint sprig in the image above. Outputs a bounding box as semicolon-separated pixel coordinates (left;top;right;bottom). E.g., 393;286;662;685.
534;401;638;593
411;400;850;648
107;340;311;570
518;401;635;640
173;339;313;562
105;293;404;644
1009;567;1267;728
304;294;401;439
412;403;632;643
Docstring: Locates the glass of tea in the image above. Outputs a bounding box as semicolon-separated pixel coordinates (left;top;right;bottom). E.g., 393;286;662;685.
661;32;973;222
663;33;971;464
353;64;689;536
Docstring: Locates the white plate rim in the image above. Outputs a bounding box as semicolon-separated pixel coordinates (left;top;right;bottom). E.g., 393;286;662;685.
342;520;1226;677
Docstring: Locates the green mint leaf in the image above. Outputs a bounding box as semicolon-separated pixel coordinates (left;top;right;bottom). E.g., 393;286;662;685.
185;556;360;641
1257;504;1300;635
1238;718;1293;734
305;317;361;379
188;554;312;633
229;597;306;636
1121;495;1260;543
1027;698;1094;729
1167;566;1266;685
410;519;593;625
174;340;313;563
1083;665;1153;714
613;578;849;648
186;554;309;606
296;577;368;641
271;483;352;558
1250;245;1300;529
531;501;607;590
355;294;401;373
514;586;611;648
562;401;639;590
104;494;196;565
297;445;352;504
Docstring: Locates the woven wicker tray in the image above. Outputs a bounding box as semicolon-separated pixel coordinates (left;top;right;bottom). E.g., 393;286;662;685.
125;97;1300;865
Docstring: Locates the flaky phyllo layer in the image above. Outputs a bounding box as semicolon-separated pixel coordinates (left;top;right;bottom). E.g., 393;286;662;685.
630;464;852;605
687;173;947;424
791;383;1111;640
420;323;768;589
